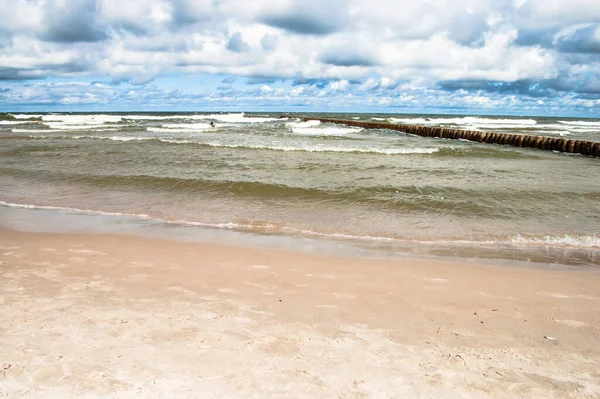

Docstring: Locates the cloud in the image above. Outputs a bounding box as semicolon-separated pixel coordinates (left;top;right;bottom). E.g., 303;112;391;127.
260;34;277;51
554;24;600;53
320;50;377;67
41;0;108;43
227;31;250;52
0;0;599;114
259;0;349;35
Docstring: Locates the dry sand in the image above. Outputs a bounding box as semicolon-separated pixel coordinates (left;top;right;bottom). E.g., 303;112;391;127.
1;228;599;398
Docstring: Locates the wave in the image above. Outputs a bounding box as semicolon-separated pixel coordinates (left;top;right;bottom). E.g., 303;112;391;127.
161;123;212;129
0;121;29;125
41;114;123;124
14;129;62;133
511;234;599;249
11;114;43;119
45;123;119;131
2;199;598;250
21;134;437;155
195;112;281;123
147;127;212;133
285;120;321;128
389;117;538;127
291;126;363;135
25;135;156;142
188;141;438;155
558;120;600;127
122;115;192;120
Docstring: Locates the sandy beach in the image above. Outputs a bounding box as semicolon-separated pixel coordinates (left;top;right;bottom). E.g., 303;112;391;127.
0;228;599;398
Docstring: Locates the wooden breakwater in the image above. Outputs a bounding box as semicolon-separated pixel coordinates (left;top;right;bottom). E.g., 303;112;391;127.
301;117;600;157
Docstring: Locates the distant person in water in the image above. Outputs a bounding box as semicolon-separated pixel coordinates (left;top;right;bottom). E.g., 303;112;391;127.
210;121;215;128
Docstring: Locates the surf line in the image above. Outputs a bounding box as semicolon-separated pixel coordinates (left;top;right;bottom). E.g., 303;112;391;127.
296;117;600;157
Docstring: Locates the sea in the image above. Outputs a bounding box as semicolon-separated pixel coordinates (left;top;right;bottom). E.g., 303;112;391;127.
1;112;599;267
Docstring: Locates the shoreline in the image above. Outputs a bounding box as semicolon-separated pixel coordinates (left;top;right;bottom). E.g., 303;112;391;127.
1;201;598;269
1;227;600;397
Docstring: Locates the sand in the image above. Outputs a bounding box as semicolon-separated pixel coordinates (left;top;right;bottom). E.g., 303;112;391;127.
1;228;599;398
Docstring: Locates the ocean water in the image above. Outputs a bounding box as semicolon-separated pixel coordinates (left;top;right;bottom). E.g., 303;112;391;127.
1;112;599;266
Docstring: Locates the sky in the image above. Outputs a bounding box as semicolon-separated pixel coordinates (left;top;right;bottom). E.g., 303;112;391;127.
1;0;600;116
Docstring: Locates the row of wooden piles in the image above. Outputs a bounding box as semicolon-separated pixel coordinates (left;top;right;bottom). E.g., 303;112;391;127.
302;117;600;157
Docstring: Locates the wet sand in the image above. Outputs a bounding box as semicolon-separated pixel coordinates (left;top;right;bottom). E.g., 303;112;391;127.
1;228;599;398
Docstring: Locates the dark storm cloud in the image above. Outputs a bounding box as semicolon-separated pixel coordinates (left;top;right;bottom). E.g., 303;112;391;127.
555;24;600;53
227;32;250;52
40;0;107;43
320;52;377;67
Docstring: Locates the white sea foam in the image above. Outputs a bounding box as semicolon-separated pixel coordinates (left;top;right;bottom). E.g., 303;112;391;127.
45;123;118;131
558;120;600;127
14;129;62;133
199;142;438;155
122;115;189;120
389;117;538;127
18;134;439;154
147;127;211;133
161;123;212;130
511;234;599;249
104;136;154;141
291;126;363;135
0;121;29;125
11;114;43;119
285;120;321;128
25;135;153;141
1;200;598;251
42;114;122;124
0;200;150;218
196;112;280;123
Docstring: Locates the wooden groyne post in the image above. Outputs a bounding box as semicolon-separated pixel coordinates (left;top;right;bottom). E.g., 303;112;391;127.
301;117;600;157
